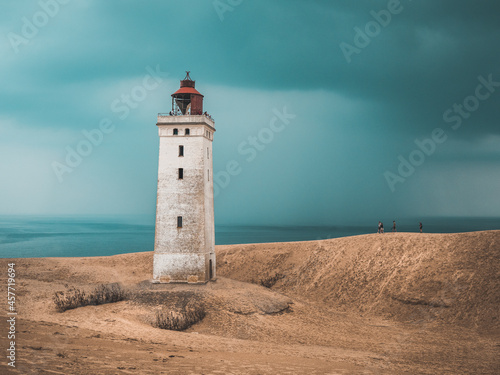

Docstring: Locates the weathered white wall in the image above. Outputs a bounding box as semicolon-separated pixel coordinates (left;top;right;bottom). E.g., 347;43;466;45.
203;133;216;280
153;115;216;283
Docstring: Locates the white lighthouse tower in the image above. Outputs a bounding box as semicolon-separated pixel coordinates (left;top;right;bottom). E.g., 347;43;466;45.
153;72;216;283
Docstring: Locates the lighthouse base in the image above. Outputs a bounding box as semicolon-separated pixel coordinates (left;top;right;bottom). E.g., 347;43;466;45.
152;252;216;284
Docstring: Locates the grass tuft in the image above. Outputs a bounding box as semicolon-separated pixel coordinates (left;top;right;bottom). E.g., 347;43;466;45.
154;306;206;331
53;283;127;312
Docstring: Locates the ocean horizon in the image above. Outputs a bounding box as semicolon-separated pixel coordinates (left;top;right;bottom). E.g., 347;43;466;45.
0;215;499;259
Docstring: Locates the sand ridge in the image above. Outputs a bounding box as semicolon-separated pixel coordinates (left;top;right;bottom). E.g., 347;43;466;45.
217;231;500;331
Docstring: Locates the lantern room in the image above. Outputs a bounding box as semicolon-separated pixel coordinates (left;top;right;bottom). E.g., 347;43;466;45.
171;71;204;115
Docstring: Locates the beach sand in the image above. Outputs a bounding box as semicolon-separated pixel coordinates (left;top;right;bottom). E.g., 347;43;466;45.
1;231;499;374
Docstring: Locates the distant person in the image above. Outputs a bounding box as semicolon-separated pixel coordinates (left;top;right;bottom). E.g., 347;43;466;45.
378;221;382;234
392;221;397;232
419;222;423;233
381;222;384;233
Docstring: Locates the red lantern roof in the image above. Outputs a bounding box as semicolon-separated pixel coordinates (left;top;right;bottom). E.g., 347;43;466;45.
171;71;205;115
172;71;203;97
171;86;203;96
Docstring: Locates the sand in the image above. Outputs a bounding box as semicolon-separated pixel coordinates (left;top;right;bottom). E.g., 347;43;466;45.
0;231;499;374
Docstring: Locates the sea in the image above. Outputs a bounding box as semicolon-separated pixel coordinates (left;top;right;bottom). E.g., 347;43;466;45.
0;215;499;259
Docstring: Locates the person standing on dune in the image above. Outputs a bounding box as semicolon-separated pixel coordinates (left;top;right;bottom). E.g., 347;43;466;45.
419;222;423;233
392;221;397;232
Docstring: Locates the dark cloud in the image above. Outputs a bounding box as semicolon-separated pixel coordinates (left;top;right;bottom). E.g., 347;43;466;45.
1;0;499;222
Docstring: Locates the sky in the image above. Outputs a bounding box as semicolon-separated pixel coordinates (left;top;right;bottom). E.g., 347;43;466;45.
0;0;499;226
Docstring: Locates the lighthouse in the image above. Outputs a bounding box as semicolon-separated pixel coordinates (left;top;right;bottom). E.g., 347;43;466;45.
153;72;216;283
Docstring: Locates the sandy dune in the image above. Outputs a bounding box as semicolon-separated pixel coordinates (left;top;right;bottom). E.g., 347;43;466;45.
1;231;499;374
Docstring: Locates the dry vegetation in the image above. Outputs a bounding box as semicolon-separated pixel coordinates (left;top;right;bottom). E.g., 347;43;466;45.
154;306;206;331
53;283;127;312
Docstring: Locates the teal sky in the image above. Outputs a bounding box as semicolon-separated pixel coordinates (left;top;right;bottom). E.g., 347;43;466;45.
1;0;499;225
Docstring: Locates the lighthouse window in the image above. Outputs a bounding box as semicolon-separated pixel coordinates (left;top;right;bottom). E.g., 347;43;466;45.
178;168;184;179
179;145;184;157
185;128;190;135
207;147;209;159
177;216;183;228
208;169;210;181
173;128;178;135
